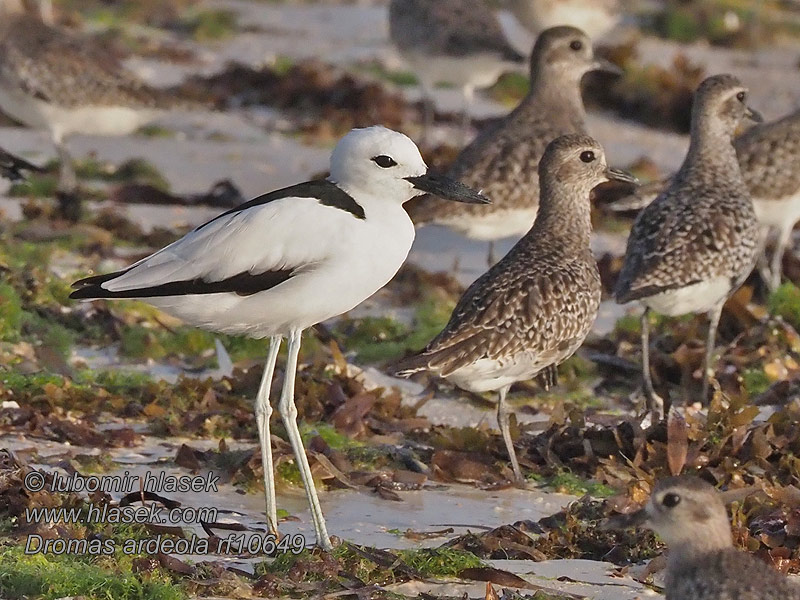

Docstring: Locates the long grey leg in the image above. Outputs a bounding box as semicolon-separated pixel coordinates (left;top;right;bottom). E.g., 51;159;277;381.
255;336;281;536
460;84;474;144
769;223;792;292
54;137;77;192
641;308;664;421
497;385;522;482
702;302;725;403
277;328;332;551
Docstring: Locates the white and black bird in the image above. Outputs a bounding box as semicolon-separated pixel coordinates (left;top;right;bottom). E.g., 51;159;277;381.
70;126;489;551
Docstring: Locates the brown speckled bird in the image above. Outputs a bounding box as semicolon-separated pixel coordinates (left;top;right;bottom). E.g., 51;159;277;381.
389;0;525;134
604;476;800;600
0;0;203;190
614;74;762;418
611;107;800;293
396;134;635;481
406;26;621;263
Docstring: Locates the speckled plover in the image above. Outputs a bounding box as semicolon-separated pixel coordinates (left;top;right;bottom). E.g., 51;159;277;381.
407;26;621;263
0;0;202;191
396;134;634;481
0;145;41;181
389;0;525;134
612;107;800;293
614;74;762;418
604;476;800;600
508;0;622;40
69;126;489;551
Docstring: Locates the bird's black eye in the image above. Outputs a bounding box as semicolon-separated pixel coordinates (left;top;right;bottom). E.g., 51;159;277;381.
580;150;595;163
662;493;681;508
736;91;745;102
372;155;397;168
570;40;583;51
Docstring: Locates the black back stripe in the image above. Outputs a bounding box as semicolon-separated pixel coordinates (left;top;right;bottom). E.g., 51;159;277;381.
195;179;364;231
69;269;295;300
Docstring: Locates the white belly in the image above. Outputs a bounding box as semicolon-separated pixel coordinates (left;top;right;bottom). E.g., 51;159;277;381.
753;192;800;229
0;84;160;139
435;207;537;241
642;276;732;316
399;51;513;94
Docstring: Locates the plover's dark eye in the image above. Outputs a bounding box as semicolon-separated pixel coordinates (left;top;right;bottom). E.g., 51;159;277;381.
570;40;583;51
662;493;681;508
579;150;595;163
736;91;746;102
372;155;397;168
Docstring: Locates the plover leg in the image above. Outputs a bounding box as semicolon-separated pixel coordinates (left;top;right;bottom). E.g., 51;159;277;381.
641;308;664;421
487;241;497;266
54;136;77;192
769;222;792;291
278;328;332;551
496;385;522;481
702;302;724;403
255;335;282;536
460;84;474;143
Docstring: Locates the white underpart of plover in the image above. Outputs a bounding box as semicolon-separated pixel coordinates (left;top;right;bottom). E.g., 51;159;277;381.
0;0;202;190
508;0;622;41
614;74;762;418
396;134;635;481
604;476;800;600
406;26;622;263
388;0;525;135
611;108;800;293
69;126;489;551
734;110;800;291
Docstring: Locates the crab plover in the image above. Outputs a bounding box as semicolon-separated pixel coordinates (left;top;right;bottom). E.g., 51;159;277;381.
614;74;762;418
0;0;202;191
612;107;800;293
407;26;621;263
604;476;800;600
0;145;42;181
396;134;634;481
69;126;489;551
508;0;622;41
389;0;525;134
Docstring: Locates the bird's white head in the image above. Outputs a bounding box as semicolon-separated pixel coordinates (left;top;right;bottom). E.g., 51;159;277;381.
329;126;489;208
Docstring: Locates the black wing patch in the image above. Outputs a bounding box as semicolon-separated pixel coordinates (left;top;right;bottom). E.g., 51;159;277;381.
0;147;43;181
70;269;295;299
195;179;364;231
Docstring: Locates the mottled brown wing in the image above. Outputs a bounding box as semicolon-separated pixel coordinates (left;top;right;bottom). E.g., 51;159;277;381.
415;252;601;376
736;111;800;202
615;183;758;302
390;0;523;61
407;114;559;223
0;16;171;109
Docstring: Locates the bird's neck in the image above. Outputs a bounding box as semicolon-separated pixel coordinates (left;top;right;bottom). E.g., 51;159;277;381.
529;181;593;248
679;122;740;183
665;523;734;574
522;71;586;127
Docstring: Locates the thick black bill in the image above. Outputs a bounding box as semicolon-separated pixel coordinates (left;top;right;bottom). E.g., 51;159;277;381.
405;174;490;204
592;58;624;76
605;167;638;185
599;509;649;531
745;106;764;123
